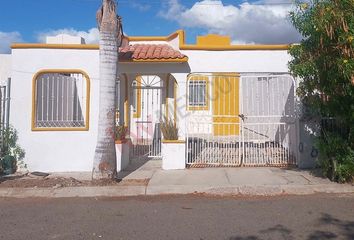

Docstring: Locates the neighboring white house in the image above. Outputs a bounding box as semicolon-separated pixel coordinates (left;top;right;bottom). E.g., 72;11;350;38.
1;30;317;173
0;54;11;84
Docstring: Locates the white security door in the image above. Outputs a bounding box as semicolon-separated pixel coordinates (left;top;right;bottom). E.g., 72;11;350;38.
241;75;297;166
130;75;163;159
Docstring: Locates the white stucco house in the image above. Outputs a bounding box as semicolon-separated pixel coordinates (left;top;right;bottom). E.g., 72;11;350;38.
0;30;317;173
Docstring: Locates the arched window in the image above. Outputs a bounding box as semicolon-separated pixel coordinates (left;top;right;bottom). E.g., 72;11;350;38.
32;70;90;131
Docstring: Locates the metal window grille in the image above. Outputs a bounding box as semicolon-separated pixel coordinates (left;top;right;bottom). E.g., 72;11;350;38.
34;72;88;128
188;80;207;107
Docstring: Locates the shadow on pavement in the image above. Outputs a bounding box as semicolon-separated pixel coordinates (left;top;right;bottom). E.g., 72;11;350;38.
228;213;354;240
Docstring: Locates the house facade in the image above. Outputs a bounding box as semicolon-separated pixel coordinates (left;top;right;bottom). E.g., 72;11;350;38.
1;30;317;173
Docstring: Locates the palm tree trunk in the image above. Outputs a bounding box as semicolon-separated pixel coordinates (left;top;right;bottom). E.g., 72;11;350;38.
92;0;119;179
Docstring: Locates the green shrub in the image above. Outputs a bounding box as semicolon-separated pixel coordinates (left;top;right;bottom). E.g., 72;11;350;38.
317;131;354;183
161;117;178;140
0;126;26;175
289;0;354;183
115;125;127;141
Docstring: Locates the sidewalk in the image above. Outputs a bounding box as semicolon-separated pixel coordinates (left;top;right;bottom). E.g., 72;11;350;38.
0;158;353;198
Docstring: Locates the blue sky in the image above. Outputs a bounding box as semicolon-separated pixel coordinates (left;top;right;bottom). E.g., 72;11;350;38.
0;0;301;53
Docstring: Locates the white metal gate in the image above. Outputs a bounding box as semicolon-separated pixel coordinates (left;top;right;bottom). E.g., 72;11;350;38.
130;75;163;159
186;73;297;167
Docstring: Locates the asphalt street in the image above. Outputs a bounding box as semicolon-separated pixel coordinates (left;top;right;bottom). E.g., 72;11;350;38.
0;194;353;240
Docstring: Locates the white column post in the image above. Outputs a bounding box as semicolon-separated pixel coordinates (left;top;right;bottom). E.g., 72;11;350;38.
170;73;188;140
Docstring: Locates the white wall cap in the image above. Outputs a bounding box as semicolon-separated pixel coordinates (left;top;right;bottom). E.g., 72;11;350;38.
46;34;86;44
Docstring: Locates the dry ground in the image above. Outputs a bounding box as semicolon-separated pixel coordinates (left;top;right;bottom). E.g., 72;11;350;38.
0;173;148;188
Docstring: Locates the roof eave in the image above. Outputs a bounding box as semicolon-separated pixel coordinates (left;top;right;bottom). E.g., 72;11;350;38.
119;57;189;63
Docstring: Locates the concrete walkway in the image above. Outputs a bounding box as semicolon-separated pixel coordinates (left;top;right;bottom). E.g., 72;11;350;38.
1;159;353;198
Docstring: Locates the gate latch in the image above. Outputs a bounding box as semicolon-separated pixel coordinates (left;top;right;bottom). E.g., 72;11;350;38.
238;114;246;121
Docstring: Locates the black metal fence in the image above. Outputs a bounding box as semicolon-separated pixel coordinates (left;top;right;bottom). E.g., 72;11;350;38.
321;117;350;140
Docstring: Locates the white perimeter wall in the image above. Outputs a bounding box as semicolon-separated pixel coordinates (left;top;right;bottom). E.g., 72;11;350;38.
11;48;99;172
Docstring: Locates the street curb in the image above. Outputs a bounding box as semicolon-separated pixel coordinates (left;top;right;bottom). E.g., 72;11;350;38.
0;186;146;198
146;184;354;196
0;184;353;198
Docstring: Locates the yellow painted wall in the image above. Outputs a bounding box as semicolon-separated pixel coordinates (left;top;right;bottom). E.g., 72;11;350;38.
197;34;231;46
212;74;240;136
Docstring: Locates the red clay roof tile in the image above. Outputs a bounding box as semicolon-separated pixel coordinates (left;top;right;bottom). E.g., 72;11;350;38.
119;44;187;61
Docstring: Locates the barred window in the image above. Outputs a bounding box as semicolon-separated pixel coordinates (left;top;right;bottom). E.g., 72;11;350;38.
188;75;209;110
33;71;90;130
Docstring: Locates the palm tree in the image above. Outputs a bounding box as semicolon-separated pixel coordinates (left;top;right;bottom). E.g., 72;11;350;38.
92;0;122;179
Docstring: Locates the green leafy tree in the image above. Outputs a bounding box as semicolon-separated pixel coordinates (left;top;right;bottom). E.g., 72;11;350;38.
289;0;354;182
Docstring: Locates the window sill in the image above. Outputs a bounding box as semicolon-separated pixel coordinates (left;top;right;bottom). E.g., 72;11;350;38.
31;127;89;132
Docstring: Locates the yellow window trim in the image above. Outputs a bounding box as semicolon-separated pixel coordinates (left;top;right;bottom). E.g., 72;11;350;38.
133;76;142;118
31;69;91;132
187;74;210;111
